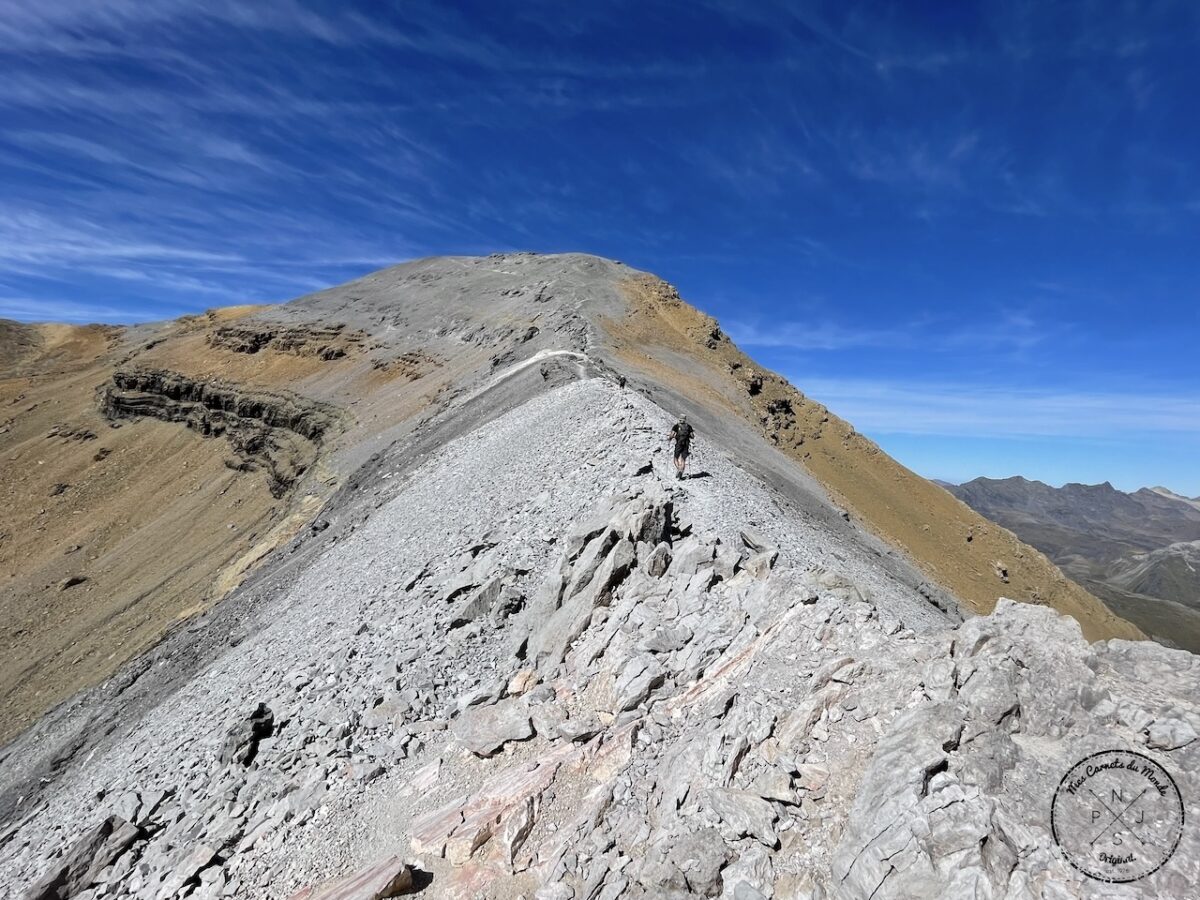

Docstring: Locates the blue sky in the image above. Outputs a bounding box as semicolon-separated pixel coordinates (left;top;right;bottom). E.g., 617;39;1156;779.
1;2;1198;494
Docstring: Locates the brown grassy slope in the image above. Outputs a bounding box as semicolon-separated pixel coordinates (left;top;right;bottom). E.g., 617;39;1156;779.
0;308;388;742
602;275;1142;642
0;302;507;744
0;317;302;742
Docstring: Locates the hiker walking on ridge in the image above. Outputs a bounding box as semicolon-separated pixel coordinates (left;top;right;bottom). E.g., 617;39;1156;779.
668;415;693;480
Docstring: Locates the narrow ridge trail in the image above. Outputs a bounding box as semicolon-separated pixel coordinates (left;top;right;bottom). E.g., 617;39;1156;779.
3;377;1196;899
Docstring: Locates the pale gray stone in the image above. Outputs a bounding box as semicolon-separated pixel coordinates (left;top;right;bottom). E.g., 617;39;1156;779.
451;698;534;757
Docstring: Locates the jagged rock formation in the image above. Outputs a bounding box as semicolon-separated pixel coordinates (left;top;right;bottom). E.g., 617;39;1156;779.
1;253;1189;900
101;369;342;496
206;323;364;360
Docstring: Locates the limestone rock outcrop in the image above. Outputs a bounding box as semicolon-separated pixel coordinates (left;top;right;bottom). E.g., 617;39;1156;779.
100;368;341;495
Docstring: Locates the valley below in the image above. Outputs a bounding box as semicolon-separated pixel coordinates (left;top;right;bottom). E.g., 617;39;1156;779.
947;477;1200;653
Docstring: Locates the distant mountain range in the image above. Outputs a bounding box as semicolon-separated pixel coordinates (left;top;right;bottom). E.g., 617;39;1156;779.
945;476;1200;651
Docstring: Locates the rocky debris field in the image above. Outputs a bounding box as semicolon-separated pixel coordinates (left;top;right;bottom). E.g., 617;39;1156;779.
2;377;1198;900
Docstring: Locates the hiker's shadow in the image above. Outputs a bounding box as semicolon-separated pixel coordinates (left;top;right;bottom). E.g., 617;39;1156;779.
686;471;713;480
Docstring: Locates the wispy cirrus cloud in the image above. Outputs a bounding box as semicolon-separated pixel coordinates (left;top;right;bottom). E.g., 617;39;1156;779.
725;307;1056;355
796;377;1200;440
724;319;905;351
0;212;245;267
0;296;169;323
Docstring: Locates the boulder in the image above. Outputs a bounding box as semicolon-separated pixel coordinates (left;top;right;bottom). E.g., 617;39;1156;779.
669;537;715;578
613;655;666;712
288;856;414;900
1147;717;1198;750
739;528;773;553
639;624;693;654
713;548;741;581
449;577;506;629
705;789;778;847
159;843;219;897
565;529;620;600
620;492;673;545
219;702;275;767
533;538;636;668
497;795;536;870
452;699;534;757
642;542;672;578
25;816;141;900
721;844;774;900
742;549;778;580
506;669;539;696
635;826;728;896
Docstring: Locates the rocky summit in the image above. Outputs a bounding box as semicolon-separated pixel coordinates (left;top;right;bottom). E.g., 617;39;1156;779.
0;253;1195;899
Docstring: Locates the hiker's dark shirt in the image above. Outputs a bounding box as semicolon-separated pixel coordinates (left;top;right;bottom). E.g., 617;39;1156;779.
671;422;692;457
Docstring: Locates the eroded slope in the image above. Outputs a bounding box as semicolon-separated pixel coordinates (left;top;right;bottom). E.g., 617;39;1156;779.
0;316;316;743
598;275;1141;642
0;307;426;742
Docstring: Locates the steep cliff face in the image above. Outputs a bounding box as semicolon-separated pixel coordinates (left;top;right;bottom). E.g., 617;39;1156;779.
101;368;342;496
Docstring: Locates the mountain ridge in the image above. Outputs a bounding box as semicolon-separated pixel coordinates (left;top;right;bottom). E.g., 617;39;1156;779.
0;255;1140;744
4;252;1187;900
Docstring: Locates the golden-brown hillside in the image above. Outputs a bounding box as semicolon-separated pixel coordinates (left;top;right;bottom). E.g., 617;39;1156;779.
603;274;1142;642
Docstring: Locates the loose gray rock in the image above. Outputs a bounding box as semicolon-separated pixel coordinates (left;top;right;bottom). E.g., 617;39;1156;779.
219;702;275;767
2;266;1194;900
451;699;535;757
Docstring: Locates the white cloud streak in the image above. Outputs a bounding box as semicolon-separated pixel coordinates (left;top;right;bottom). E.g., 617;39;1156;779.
796;377;1200;439
0;212;245;266
0;296;165;323
726;308;1054;354
725;319;904;351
